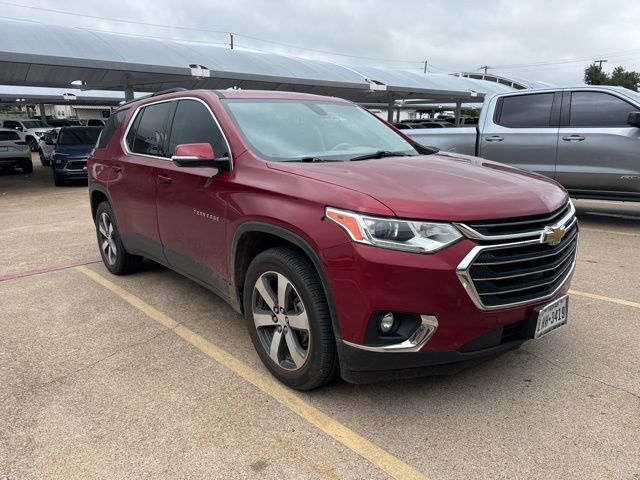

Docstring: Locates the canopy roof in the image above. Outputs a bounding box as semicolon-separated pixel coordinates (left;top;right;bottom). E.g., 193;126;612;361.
0;18;514;105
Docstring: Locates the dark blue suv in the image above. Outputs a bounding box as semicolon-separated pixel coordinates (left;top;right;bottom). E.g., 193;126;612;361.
51;126;102;186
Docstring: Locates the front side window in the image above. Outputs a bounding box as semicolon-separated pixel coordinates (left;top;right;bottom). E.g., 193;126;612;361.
127;102;172;157
223;99;418;161
496;93;555;128
168;100;229;157
569;92;637;127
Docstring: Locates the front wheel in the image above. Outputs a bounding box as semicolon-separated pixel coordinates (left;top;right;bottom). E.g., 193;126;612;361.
95;202;143;275
243;247;338;390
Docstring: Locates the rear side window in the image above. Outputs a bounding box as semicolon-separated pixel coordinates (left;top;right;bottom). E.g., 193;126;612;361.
127;102;173;157
495;93;555;128
3;120;19;130
167;100;229;157
97;110;125;148
0;131;20;141
569;92;637;127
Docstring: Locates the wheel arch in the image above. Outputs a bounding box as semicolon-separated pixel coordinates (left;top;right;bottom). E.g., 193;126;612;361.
89;185;113;223
230;221;343;340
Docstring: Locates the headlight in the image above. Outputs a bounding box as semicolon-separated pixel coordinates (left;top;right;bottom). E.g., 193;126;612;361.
325;207;462;253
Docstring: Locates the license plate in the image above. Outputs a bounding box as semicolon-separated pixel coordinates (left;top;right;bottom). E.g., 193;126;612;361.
535;296;568;339
0;146;7;152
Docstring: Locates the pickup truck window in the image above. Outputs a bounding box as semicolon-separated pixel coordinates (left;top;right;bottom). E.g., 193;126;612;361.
495;93;554;128
127;102;172;157
168;100;228;157
569;92;637;128
223;99;418;161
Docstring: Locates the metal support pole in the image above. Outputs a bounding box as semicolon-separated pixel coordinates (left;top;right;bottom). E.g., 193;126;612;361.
38;102;46;122
124;85;134;102
387;95;395;123
454;101;462;126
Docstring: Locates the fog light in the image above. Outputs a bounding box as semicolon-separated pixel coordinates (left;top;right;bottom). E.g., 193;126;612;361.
379;313;395;333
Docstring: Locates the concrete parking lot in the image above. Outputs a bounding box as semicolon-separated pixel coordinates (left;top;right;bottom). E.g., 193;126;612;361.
1;158;639;480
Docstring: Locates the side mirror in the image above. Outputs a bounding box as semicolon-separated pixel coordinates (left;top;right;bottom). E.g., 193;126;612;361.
44;136;54;145
15;126;24;132
171;143;230;171
628;112;640;128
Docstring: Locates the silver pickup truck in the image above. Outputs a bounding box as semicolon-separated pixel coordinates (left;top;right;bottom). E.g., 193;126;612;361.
407;85;640;201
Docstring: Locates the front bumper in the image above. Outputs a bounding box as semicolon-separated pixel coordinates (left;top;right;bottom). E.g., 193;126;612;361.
53;159;88;179
320;240;573;382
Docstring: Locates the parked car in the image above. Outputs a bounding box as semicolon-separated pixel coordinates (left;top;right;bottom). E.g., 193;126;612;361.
51;126;101;186
0;128;32;173
407;86;640;201
0;118;51;151
45;118;82;127
85;118;108;127
38;128;61;166
89;89;576;389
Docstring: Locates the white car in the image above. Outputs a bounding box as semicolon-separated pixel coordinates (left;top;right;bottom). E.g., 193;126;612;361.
0;128;32;173
38;128;61;166
0;118;51;152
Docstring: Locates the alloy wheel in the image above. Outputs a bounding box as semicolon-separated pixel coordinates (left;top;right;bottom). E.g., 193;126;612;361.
252;271;311;371
98;212;117;265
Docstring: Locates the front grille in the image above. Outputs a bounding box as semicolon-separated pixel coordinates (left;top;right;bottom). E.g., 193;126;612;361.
457;201;578;309
464;202;573;238
66;160;87;170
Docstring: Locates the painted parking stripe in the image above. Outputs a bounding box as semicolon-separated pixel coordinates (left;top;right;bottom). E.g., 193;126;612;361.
569;289;640;310
0;258;101;282
76;265;429;480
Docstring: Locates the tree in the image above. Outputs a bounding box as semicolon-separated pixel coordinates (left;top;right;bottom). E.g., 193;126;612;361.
584;63;640;91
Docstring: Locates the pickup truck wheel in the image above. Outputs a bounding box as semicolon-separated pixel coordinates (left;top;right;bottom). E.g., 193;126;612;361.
26;137;38;152
243;247;338;390
95;202;143;275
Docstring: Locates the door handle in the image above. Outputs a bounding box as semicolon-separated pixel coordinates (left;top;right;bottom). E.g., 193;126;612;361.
562;135;585;142
157;173;172;184
485;135;504;142
113;164;122;173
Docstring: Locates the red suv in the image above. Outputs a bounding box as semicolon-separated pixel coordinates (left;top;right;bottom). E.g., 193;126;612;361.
88;88;577;390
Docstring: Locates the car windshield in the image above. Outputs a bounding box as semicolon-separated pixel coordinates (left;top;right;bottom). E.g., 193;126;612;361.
57;127;102;146
21;120;48;129
223;99;419;161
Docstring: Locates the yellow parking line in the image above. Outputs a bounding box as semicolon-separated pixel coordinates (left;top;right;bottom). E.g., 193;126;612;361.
579;227;640;238
76;265;429;480
570;289;640;309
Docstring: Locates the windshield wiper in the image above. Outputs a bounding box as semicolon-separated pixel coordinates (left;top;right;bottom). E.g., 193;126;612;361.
281;157;340;163
348;150;411;161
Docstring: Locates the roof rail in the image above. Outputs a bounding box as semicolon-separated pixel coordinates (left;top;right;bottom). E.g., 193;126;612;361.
118;87;189;107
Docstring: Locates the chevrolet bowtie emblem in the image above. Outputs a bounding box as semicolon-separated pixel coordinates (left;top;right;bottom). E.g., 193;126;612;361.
542;225;566;246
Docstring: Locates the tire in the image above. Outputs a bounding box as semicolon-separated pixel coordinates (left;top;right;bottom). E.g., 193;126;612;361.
53;170;65;186
26;137;37;152
95;202;143;275
39;149;49;166
243;246;338;390
21;159;33;174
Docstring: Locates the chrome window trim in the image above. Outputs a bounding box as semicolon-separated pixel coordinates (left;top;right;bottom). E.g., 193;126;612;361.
120;96;233;169
456;231;579;311
453;200;575;242
343;315;438;353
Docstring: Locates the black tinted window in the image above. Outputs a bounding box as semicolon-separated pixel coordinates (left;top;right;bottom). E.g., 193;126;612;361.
58;127;102;146
128;102;172;157
97;110;125;149
0;131;19;141
570;92;637;127
497;93;554;128
168;100;228;157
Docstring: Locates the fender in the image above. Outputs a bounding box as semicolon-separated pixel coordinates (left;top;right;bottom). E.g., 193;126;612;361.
88;183;114;222
230;221;343;340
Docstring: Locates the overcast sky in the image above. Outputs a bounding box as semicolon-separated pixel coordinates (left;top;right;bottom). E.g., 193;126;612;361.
2;0;640;86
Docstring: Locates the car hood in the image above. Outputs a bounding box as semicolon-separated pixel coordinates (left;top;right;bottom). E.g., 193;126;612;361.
54;144;93;158
267;152;568;221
